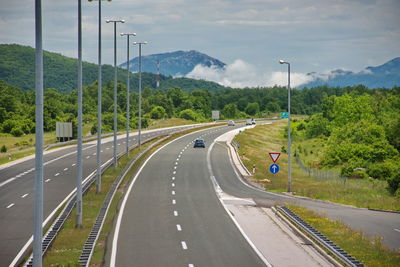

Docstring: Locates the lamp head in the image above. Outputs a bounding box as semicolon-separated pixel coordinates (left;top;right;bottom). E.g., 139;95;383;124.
279;60;286;64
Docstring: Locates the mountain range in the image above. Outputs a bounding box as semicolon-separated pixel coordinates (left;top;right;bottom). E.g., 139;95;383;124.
300;57;400;89
0;44;227;92
120;50;226;77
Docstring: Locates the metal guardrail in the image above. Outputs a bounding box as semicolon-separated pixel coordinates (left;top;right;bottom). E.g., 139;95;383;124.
277;206;364;267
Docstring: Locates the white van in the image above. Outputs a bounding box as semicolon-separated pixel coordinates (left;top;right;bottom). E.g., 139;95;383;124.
228;120;235;126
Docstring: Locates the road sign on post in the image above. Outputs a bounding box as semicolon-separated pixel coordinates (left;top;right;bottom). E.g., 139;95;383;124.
212;110;220;120
269;163;280;174
281;112;288;119
269;152;281;163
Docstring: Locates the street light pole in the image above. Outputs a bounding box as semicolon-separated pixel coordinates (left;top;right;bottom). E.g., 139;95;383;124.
133;41;148;150
106;19;125;169
120;33;136;156
33;1;43;266
279;60;291;193
88;0;112;193
76;0;83;229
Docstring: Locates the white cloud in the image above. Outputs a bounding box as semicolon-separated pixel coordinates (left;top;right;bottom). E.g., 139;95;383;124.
186;59;314;88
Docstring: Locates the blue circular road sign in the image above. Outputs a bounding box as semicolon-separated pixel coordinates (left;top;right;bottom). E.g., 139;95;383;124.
269;163;280;174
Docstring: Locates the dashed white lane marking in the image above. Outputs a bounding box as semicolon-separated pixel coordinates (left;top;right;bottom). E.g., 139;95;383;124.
172;183;175;187
63;168;68;171
93;153;96;156
86;156;90;159
173;171;176;175
118;143;121;146
172;177;175;180
123;141;126;144
172;191;175;195
172;199;176;205
395;228;400;233
106;147;110;150
45;179;51;183
181;241;188;250
21;193;28;198
72;163;76;167
176;224;182;231
174;166;177;170
175;162;178;165
54;173;60;177
189;264;194;267
101;150;104;153
6;203;15;209
174;210;178;216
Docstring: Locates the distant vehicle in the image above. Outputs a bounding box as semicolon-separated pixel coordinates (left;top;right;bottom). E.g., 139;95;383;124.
246;119;252;125
228;120;235;126
193;139;205;148
251;118;256;125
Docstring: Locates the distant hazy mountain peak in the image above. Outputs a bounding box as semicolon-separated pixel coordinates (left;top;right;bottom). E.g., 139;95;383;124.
120;50;226;77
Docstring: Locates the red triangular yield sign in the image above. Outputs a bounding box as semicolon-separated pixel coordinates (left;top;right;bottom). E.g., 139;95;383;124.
269;153;281;163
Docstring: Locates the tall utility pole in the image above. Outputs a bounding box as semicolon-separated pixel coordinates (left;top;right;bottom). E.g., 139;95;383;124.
76;0;83;228
88;0;112;193
279;59;291;193
33;0;44;266
121;33;136;156
106;19;125;169
133;41;148;149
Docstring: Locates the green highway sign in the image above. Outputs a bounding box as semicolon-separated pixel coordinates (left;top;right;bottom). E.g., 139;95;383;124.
281;112;288;119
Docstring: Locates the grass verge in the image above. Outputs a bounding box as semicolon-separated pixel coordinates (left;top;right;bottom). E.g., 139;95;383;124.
42;124;220;266
287;205;400;267
234;120;400;211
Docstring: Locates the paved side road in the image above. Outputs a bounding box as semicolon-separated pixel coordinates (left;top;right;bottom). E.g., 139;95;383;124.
214;127;400;251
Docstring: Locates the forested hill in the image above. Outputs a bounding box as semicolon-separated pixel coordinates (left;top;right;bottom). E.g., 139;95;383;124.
0;44;227;93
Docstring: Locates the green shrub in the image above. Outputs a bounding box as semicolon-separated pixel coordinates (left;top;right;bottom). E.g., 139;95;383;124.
0;145;7;153
10;127;24;137
387;172;400;195
367;160;398;180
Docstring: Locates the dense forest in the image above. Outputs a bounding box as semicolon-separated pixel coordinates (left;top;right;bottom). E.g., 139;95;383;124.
0;44;227;93
293;90;400;194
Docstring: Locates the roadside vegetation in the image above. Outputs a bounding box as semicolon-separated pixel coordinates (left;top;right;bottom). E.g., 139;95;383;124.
288;205;400;267
234;120;400;211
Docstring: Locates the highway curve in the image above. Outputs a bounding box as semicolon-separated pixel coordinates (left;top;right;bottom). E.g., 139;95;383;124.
108;125;267;267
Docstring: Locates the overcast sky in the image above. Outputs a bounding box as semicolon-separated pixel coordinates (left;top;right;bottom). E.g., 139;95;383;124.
0;0;399;87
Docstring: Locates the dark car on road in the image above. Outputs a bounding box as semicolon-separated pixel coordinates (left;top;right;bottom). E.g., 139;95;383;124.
194;139;205;148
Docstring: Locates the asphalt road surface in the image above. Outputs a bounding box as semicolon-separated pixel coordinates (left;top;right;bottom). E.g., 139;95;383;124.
0;125;200;267
210;139;400;251
108;125;267;267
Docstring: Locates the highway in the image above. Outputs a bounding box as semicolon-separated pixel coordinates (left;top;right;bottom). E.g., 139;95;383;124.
0;124;201;267
109;122;399;266
108;125;267;267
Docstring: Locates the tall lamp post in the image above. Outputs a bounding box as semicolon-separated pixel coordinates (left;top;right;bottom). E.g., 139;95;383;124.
133;41;148;149
76;0;83;229
120;32;136;156
88;0;112;193
33;1;43;266
106;19;125;169
279;59;291;193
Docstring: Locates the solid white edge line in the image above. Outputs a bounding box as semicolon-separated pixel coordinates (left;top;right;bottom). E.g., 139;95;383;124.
109;128;216;267
207;140;272;267
9;160;112;267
